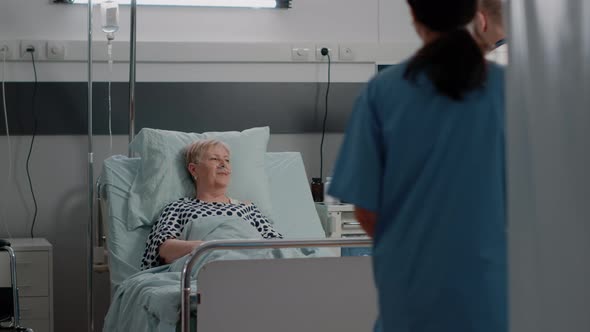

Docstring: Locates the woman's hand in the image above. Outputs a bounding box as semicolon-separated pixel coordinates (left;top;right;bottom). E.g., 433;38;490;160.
159;239;204;264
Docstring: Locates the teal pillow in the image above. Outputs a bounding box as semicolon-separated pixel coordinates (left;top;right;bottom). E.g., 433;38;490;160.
125;126;272;231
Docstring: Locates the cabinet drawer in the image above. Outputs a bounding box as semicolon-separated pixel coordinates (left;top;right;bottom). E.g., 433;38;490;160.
339;212;364;231
19;297;50;320
340;221;365;236
16;252;49;297
341;220;362;230
0;251;49;296
20;319;50;332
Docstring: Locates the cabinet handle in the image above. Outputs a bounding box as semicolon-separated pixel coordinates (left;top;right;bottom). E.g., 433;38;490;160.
342;221;361;229
18;284;32;288
343;221;360;226
342;234;370;238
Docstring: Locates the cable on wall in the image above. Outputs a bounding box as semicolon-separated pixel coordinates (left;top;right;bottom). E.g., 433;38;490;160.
26;48;39;238
1;46;12;239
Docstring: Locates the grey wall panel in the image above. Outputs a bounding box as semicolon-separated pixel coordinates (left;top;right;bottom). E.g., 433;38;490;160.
1;82;87;135
136;82;361;134
0;82;363;135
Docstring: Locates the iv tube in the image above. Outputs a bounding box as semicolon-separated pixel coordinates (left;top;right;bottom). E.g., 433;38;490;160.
101;0;119;156
107;34;114;155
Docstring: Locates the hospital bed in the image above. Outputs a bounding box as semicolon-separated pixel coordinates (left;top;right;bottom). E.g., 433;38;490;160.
98;149;377;331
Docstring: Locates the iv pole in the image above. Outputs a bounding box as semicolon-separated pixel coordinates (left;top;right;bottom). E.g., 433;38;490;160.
128;0;137;155
88;0;132;329
86;0;94;331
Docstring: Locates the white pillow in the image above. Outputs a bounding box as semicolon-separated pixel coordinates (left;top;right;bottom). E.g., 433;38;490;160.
125;127;272;231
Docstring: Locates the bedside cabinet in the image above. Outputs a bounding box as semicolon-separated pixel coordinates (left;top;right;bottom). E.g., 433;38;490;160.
314;203;371;257
0;238;53;332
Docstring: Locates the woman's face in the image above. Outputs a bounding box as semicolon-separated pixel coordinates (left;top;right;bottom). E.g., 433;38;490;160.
192;145;232;190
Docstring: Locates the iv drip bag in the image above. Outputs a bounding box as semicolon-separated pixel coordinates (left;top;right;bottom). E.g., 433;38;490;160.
101;0;120;34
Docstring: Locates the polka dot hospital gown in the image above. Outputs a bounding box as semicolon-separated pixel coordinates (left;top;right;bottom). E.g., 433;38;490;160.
141;197;283;270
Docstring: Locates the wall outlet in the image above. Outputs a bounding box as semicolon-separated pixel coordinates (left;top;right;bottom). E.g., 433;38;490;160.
291;47;310;61
20;40;45;60
315;44;336;61
46;41;66;60
0;41;18;60
0;43;12;60
339;45;355;61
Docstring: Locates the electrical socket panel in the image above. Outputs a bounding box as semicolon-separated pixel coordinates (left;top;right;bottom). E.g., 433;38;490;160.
46;41;66;60
338;45;355;61
315;44;337;61
291;47;311;61
0;41;18;60
20;40;45;60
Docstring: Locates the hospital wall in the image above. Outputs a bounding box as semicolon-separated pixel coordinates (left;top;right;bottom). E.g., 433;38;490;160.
0;1;419;331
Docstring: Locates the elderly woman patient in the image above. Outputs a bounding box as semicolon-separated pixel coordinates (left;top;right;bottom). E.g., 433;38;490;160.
141;139;282;270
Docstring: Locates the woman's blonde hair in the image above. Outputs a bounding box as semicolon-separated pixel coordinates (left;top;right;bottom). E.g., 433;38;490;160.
184;138;231;170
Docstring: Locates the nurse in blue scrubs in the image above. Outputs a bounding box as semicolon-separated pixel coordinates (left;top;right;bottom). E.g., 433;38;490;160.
328;0;507;331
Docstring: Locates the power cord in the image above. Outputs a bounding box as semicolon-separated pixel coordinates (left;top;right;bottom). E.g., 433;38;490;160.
1;46;12;239
26;47;38;238
319;47;331;182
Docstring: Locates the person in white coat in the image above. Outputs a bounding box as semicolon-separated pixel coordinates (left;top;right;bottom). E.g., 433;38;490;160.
474;0;507;65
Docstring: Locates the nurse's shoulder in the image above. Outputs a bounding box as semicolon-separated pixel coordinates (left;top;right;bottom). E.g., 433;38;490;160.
489;61;505;76
485;62;505;97
371;62;409;85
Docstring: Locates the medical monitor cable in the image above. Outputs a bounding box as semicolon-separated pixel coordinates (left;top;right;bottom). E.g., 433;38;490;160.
26;48;39;238
1;47;13;239
319;47;331;183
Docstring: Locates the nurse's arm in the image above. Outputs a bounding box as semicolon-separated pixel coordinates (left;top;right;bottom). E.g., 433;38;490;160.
354;206;377;237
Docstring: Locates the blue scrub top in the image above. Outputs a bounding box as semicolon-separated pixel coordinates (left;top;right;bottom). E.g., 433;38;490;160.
329;62;507;332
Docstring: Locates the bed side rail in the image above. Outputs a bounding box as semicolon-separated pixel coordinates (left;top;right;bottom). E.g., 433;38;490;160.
93;176;109;273
180;237;372;332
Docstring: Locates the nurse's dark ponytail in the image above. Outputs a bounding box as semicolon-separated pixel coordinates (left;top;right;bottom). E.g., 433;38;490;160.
405;0;486;101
